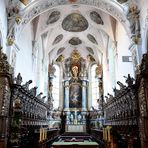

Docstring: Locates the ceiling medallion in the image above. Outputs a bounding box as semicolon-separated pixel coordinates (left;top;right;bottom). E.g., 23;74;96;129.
86;47;94;55
87;34;98;45
52;34;63;45
90;11;104;25
46;11;61;25
57;47;65;55
62;13;88;32
69;37;82;45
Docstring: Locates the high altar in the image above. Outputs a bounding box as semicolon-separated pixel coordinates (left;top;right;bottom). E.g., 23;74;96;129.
63;50;88;132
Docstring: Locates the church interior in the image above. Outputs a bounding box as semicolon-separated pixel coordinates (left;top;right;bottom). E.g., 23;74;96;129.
0;0;148;148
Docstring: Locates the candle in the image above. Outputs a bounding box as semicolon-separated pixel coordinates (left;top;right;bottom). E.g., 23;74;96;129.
108;127;111;142
105;128;107;141
39;128;42;142
42;128;44;141
45;128;47;139
43;128;45;140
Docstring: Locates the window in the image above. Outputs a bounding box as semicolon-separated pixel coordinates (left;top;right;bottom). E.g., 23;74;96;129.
52;65;60;109
91;64;99;109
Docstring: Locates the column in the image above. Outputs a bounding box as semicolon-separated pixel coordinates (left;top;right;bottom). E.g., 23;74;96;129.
82;80;87;110
64;80;69;110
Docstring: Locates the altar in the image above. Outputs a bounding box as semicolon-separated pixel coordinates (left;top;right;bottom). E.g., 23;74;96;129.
63;50;88;132
66;125;86;132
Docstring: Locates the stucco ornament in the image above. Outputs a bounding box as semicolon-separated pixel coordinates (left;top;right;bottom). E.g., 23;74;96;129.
46;11;61;24
87;34;98;44
62;13;88;32
90;11;104;25
9;0;130;40
69;37;82;45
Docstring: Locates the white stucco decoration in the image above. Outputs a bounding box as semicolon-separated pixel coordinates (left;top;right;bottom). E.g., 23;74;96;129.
14;0;130;37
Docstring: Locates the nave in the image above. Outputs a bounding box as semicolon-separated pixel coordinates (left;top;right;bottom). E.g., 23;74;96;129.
0;0;148;148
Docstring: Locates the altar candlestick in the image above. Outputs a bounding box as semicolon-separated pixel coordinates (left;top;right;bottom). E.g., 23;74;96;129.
108;127;111;142
39;128;42;142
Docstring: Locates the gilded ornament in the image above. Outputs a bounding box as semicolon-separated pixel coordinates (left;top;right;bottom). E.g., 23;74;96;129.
7;37;14;46
71;50;81;63
15;16;22;24
56;55;64;62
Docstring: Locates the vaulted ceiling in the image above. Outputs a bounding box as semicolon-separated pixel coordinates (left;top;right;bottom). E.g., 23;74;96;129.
31;5;118;64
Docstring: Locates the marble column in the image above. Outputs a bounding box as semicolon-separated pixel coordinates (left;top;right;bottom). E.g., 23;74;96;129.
82;80;87;110
64;80;69;110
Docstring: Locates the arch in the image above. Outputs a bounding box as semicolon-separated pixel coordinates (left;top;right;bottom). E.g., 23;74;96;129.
14;0;130;38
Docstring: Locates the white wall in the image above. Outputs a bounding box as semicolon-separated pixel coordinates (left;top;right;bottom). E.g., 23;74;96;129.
0;0;9;52
15;23;34;86
15;24;48;96
115;22;134;86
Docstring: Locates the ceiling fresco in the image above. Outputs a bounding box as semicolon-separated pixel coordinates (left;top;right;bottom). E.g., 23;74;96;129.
52;34;63;45
87;34;98;45
90;11;104;25
46;11;61;25
62;13;88;32
57;47;65;55
86;47;94;55
69;37;82;45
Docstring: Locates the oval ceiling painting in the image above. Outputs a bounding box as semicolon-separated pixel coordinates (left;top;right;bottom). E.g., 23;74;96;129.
90;11;104;25
46;11;61;25
69;37;82;45
86;47;94;55
62;13;88;32
52;34;63;45
87;34;98;45
57;47;65;55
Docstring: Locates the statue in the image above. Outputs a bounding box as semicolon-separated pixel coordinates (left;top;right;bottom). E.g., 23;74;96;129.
52;107;62;119
127;4;140;43
36;92;43;100
107;93;114;100
42;96;46;102
78;114;82;123
117;81;126;89
113;87;120;96
48;64;56;77
71;65;79;79
48;82;54;108
22;80;32;91
65;58;71;76
14;73;22;85
29;87;38;97
124;74;135;86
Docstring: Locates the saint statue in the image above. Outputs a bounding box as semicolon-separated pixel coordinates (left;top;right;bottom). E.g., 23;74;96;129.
72;65;79;78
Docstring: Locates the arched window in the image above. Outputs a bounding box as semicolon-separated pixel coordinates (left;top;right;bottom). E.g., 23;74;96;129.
91;64;99;109
52;64;60;109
